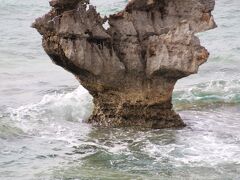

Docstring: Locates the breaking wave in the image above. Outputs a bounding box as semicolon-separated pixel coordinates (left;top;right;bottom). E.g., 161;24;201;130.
6;86;93;144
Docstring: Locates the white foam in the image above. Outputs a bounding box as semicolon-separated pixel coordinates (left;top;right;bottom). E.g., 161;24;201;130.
8;86;94;144
142;109;240;167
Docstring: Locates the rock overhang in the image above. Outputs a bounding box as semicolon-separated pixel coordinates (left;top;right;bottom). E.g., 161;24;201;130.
32;0;216;128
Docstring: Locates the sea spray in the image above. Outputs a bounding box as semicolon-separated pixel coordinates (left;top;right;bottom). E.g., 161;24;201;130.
7;86;93;144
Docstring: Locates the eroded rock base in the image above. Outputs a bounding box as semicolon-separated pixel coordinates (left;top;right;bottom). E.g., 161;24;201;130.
88;92;185;129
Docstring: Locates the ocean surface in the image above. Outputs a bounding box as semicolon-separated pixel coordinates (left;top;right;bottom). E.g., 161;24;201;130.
0;0;240;179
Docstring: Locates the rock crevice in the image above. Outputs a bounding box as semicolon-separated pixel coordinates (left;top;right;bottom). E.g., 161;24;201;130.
33;0;216;128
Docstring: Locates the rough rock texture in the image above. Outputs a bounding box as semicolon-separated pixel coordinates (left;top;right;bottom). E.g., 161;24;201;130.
33;0;216;128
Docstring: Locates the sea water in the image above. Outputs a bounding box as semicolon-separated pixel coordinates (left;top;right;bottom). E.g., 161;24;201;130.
0;0;240;179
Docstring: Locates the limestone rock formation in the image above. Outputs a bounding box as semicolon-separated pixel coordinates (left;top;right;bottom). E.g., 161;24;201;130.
33;0;216;128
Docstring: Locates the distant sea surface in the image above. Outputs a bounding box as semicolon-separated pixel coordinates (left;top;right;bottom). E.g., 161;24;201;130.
0;0;240;179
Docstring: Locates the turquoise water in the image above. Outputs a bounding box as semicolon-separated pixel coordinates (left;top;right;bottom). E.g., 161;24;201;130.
0;0;240;179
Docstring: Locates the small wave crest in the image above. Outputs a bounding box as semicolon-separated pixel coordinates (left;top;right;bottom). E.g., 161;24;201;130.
0;122;25;140
174;80;240;109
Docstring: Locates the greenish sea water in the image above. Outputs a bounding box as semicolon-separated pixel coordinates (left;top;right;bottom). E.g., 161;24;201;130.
0;0;240;179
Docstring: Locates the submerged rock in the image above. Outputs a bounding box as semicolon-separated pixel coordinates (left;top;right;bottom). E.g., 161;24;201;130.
33;0;216;128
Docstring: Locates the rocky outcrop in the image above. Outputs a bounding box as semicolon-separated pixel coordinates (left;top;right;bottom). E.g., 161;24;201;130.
33;0;216;128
